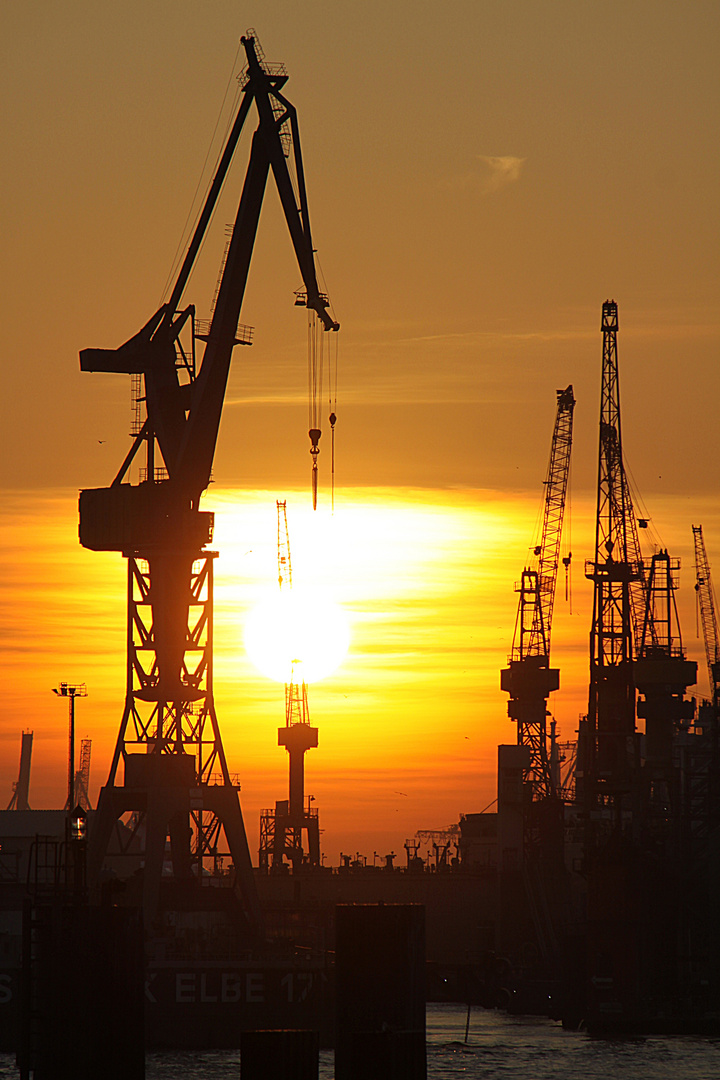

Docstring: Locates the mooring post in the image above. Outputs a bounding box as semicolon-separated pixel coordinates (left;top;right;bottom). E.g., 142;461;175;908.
335;903;426;1079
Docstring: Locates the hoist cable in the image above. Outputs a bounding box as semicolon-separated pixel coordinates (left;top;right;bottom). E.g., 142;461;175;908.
329;330;338;513
160;43;243;306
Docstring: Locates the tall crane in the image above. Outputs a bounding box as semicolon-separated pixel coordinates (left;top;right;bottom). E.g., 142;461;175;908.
501;385;575;801
6;731;33;811
259;501;320;870
81;34;337;932
581;301;646;822
73;738;93;811
635;551;696;825
689;525;720;849
693;524;720;710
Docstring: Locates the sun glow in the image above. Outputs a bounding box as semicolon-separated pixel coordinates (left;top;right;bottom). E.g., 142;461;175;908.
244;586;351;684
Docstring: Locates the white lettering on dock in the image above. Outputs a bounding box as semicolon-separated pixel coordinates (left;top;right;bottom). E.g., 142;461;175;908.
176;973;196;1003
245;973;265;1003
222;973;242;1003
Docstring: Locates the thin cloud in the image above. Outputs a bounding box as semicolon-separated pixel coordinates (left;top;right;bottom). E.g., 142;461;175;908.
440;155;526;194
476;155;526;192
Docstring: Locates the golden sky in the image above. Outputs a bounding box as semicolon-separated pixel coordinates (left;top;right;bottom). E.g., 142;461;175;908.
1;485;718;861
1;3;718;860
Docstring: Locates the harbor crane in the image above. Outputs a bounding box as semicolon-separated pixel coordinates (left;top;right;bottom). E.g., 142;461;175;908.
693;524;720;711
6;731;33;811
581;301;647;823
576;305;702;1028
582;302;695;837
691;525;720;848
501;385;575;801
74;738;93;811
259;501;320;871
635;550;696;825
80;33;337;932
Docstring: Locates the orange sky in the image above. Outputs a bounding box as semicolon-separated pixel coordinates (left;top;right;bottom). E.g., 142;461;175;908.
1;3;718;860
1;485;719;861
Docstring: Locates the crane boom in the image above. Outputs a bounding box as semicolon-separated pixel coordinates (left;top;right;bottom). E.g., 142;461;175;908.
511;385;575;664
79;33;338;522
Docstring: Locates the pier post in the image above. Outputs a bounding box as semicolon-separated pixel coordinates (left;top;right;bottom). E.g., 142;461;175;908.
240;1029;319;1078
335;903;426;1079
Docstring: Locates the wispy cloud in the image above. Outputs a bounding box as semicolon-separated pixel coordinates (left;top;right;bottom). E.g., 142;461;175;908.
441;154;526;195
475;155;526;192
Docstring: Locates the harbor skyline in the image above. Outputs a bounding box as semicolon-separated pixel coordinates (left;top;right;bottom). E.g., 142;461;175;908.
1;2;718;861
2;481;718;861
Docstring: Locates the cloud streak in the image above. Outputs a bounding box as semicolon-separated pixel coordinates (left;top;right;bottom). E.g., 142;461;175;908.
441;155;526;195
476;155;526;192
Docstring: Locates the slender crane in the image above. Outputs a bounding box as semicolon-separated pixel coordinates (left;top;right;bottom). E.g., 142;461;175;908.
501;385;575;801
259;501;320;870
690;525;720;847
73;738;93;811
693;525;720;710
6;732;33;811
81;34;337;932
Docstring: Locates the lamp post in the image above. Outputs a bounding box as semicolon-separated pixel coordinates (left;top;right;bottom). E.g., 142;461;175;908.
52;682;87;811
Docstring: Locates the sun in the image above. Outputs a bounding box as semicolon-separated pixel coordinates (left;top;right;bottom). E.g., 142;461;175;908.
244;586;350;684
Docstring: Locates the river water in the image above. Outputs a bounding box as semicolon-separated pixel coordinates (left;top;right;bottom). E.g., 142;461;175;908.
3;1003;720;1077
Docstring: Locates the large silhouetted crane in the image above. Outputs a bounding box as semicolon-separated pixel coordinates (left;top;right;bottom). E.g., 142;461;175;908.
501;386;575;800
581;300;651;834
80;34;337;934
582;310;695;828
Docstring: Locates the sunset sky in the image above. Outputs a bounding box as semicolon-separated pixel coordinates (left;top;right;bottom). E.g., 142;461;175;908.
1;2;718;861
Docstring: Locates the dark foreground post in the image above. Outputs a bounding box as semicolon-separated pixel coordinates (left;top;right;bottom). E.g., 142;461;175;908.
19;901;144;1079
240;1029;319;1078
335;903;426;1080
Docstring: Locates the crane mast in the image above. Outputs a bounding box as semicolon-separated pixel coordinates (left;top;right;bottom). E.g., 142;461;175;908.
501;385;575;801
80;34;335;933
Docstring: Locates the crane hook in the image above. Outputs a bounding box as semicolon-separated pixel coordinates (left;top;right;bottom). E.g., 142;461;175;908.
309;428;321;510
